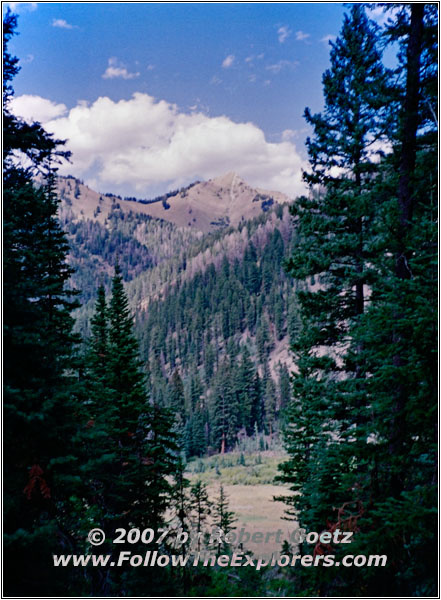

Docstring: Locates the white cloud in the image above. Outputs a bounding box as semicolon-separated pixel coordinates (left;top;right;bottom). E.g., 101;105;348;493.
5;2;37;13
52;18;76;29
222;54;235;69
210;75;222;86
295;30;310;42
102;57;140;80
277;25;291;44
281;129;296;141
245;53;264;66
282;127;309;142
11;92;306;198
320;34;336;44
10;94;67;123
266;60;298;74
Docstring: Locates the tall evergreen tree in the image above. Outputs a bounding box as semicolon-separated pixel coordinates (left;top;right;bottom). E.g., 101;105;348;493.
279;0;390;523
168;368;186;439
190;480;212;552
3;11;81;596
212;359;240;452
348;4;438;593
212;485;237;554
80;267;179;594
279;4;437;596
236;346;258;434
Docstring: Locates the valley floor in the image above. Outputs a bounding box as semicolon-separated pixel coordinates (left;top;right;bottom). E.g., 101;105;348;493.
186;450;296;556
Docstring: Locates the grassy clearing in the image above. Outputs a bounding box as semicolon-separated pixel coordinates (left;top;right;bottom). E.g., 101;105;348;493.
185;451;297;556
185;450;287;486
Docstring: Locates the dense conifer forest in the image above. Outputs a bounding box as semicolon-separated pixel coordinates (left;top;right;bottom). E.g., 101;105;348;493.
3;4;438;597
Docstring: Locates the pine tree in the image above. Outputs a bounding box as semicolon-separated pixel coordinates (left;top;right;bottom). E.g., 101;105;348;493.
250;372;264;432
168;368;186;431
280;1;391;524
279;4;437;595
191;401;208;457
277;362;291;414
212;485;237;553
262;362;277;437
86;285;109;400
3;11;81;596
212;359;240;452
236;346;258;434
345;5;438;594
106;264;178;530
170;458;192;536
80;268;179;595
190;481;212;552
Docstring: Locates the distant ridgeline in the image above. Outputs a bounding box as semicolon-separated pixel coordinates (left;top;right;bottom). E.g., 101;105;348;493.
122;181;201;208
58;174;300;457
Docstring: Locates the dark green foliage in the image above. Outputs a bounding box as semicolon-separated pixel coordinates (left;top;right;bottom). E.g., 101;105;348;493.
62;213;154;303
168;368;186;427
212;485;237;552
277;362;291;415
133;215;296;456
3;11;82;596
212;358;240;452
190;480;212;552
278;4;437;596
235;346;258;435
75;267;180;594
3;10;295;598
85;266;179;527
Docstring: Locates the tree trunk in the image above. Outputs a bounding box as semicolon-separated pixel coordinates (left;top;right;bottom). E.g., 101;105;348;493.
220;431;225;454
390;3;424;496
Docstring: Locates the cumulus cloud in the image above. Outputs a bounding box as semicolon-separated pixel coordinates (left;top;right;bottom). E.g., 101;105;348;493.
52;18;76;29
320;34;336;44
102;57;140;80
222;54;235;68
295;30;310;41
277;25;291;44
11;92;306;198
10;94;67;123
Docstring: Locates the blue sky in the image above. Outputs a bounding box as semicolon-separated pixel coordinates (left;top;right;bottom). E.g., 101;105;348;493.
6;2;358;198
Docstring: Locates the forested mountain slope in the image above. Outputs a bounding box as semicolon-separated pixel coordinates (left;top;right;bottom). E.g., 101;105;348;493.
59;175;301;457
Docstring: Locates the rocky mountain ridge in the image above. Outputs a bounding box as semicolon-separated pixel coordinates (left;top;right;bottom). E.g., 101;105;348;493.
57;172;291;233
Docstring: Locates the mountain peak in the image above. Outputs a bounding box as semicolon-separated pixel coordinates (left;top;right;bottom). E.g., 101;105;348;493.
210;171;243;188
57;172;291;234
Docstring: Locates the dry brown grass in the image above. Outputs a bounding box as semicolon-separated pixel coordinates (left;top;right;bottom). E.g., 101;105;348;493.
207;483;297;556
185;451;297;557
